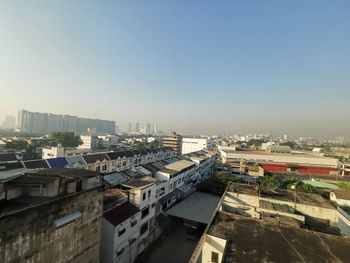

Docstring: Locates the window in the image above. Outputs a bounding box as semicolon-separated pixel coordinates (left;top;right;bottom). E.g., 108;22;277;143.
103;164;107;171
147;190;151;199
157;188;165;197
151;203;155;208
117;248;124;257
140;222;148;235
142;192;146;201
130;220;137;227
141;206;150;219
118;228;126;237
96;166;101;172
211;252;219;263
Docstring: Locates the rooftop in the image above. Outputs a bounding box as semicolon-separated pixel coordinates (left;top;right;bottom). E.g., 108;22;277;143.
302;179;339;189
122;176;156;189
166;160;195;171
209;211;350;263
7;175;59;185
228;183;335;209
159;168;180;177
0;153;17;162
104;201;140;226
166;191;220;224
82;153;110;164
46;157;69;168
223;150;339;166
23;159;50;169
27;168;100;178
103;173;127;187
0;167;29;181
331;188;350;200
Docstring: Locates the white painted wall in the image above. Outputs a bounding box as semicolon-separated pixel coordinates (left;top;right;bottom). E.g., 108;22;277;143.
182;138;212;155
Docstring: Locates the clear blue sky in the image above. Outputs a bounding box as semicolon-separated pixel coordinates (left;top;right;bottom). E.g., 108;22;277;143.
0;0;349;139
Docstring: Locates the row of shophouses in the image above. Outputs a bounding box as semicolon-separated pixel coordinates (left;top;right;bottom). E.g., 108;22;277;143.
100;149;217;263
0;147;217;263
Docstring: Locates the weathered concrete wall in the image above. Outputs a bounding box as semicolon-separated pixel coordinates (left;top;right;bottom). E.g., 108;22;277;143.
0;189;103;263
226;191;338;224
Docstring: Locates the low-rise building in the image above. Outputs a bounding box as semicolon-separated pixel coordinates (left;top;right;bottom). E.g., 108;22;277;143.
182;137;212;155
100;150;217;263
162;132;182;156
220;149;340;176
98;135;118;149
0;168;103;263
42;146;90;158
190;183;350;263
101;201;141;263
79;135;99;150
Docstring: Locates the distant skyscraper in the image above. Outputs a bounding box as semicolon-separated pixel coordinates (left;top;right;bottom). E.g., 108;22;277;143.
145;123;151;135
128;123;132;133
17;109;115;134
153;125;158;135
2;115;16;129
135;122;140;134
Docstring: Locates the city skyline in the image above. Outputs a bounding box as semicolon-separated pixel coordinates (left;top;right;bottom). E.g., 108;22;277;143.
0;109;348;141
1;1;350;139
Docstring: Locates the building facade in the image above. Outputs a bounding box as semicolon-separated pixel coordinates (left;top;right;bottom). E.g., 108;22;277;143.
0;169;104;263
17;110;115;134
163;132;183;156
182;137;212;155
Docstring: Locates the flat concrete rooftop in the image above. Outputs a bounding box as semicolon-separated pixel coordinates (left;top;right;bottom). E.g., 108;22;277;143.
228;183;335;209
223;150;339;167
209;211;350;263
224;150;325;158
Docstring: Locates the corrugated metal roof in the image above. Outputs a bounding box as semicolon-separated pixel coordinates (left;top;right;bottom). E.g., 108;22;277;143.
103;173;127;187
302;180;339;189
47;157;69;168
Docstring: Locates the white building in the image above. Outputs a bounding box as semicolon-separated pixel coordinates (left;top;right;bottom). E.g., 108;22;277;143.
261;141;275;151
98;135;118;149
190;183;350;263
101;201;141;263
182;138;212;155
79;135;99;150
42;146;90;159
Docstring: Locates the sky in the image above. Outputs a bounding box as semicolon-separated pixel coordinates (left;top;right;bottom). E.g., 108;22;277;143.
0;0;349;139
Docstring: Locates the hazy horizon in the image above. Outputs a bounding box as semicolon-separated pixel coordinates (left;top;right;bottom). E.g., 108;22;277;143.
1;1;350;140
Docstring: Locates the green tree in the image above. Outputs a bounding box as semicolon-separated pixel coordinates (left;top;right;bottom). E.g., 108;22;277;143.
51;132;82;147
260;175;281;189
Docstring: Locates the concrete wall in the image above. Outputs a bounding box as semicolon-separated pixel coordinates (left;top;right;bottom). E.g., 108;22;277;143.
0;189;103;263
201;235;227;263
226;191;338;224
338;207;350;238
100;218;115;263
